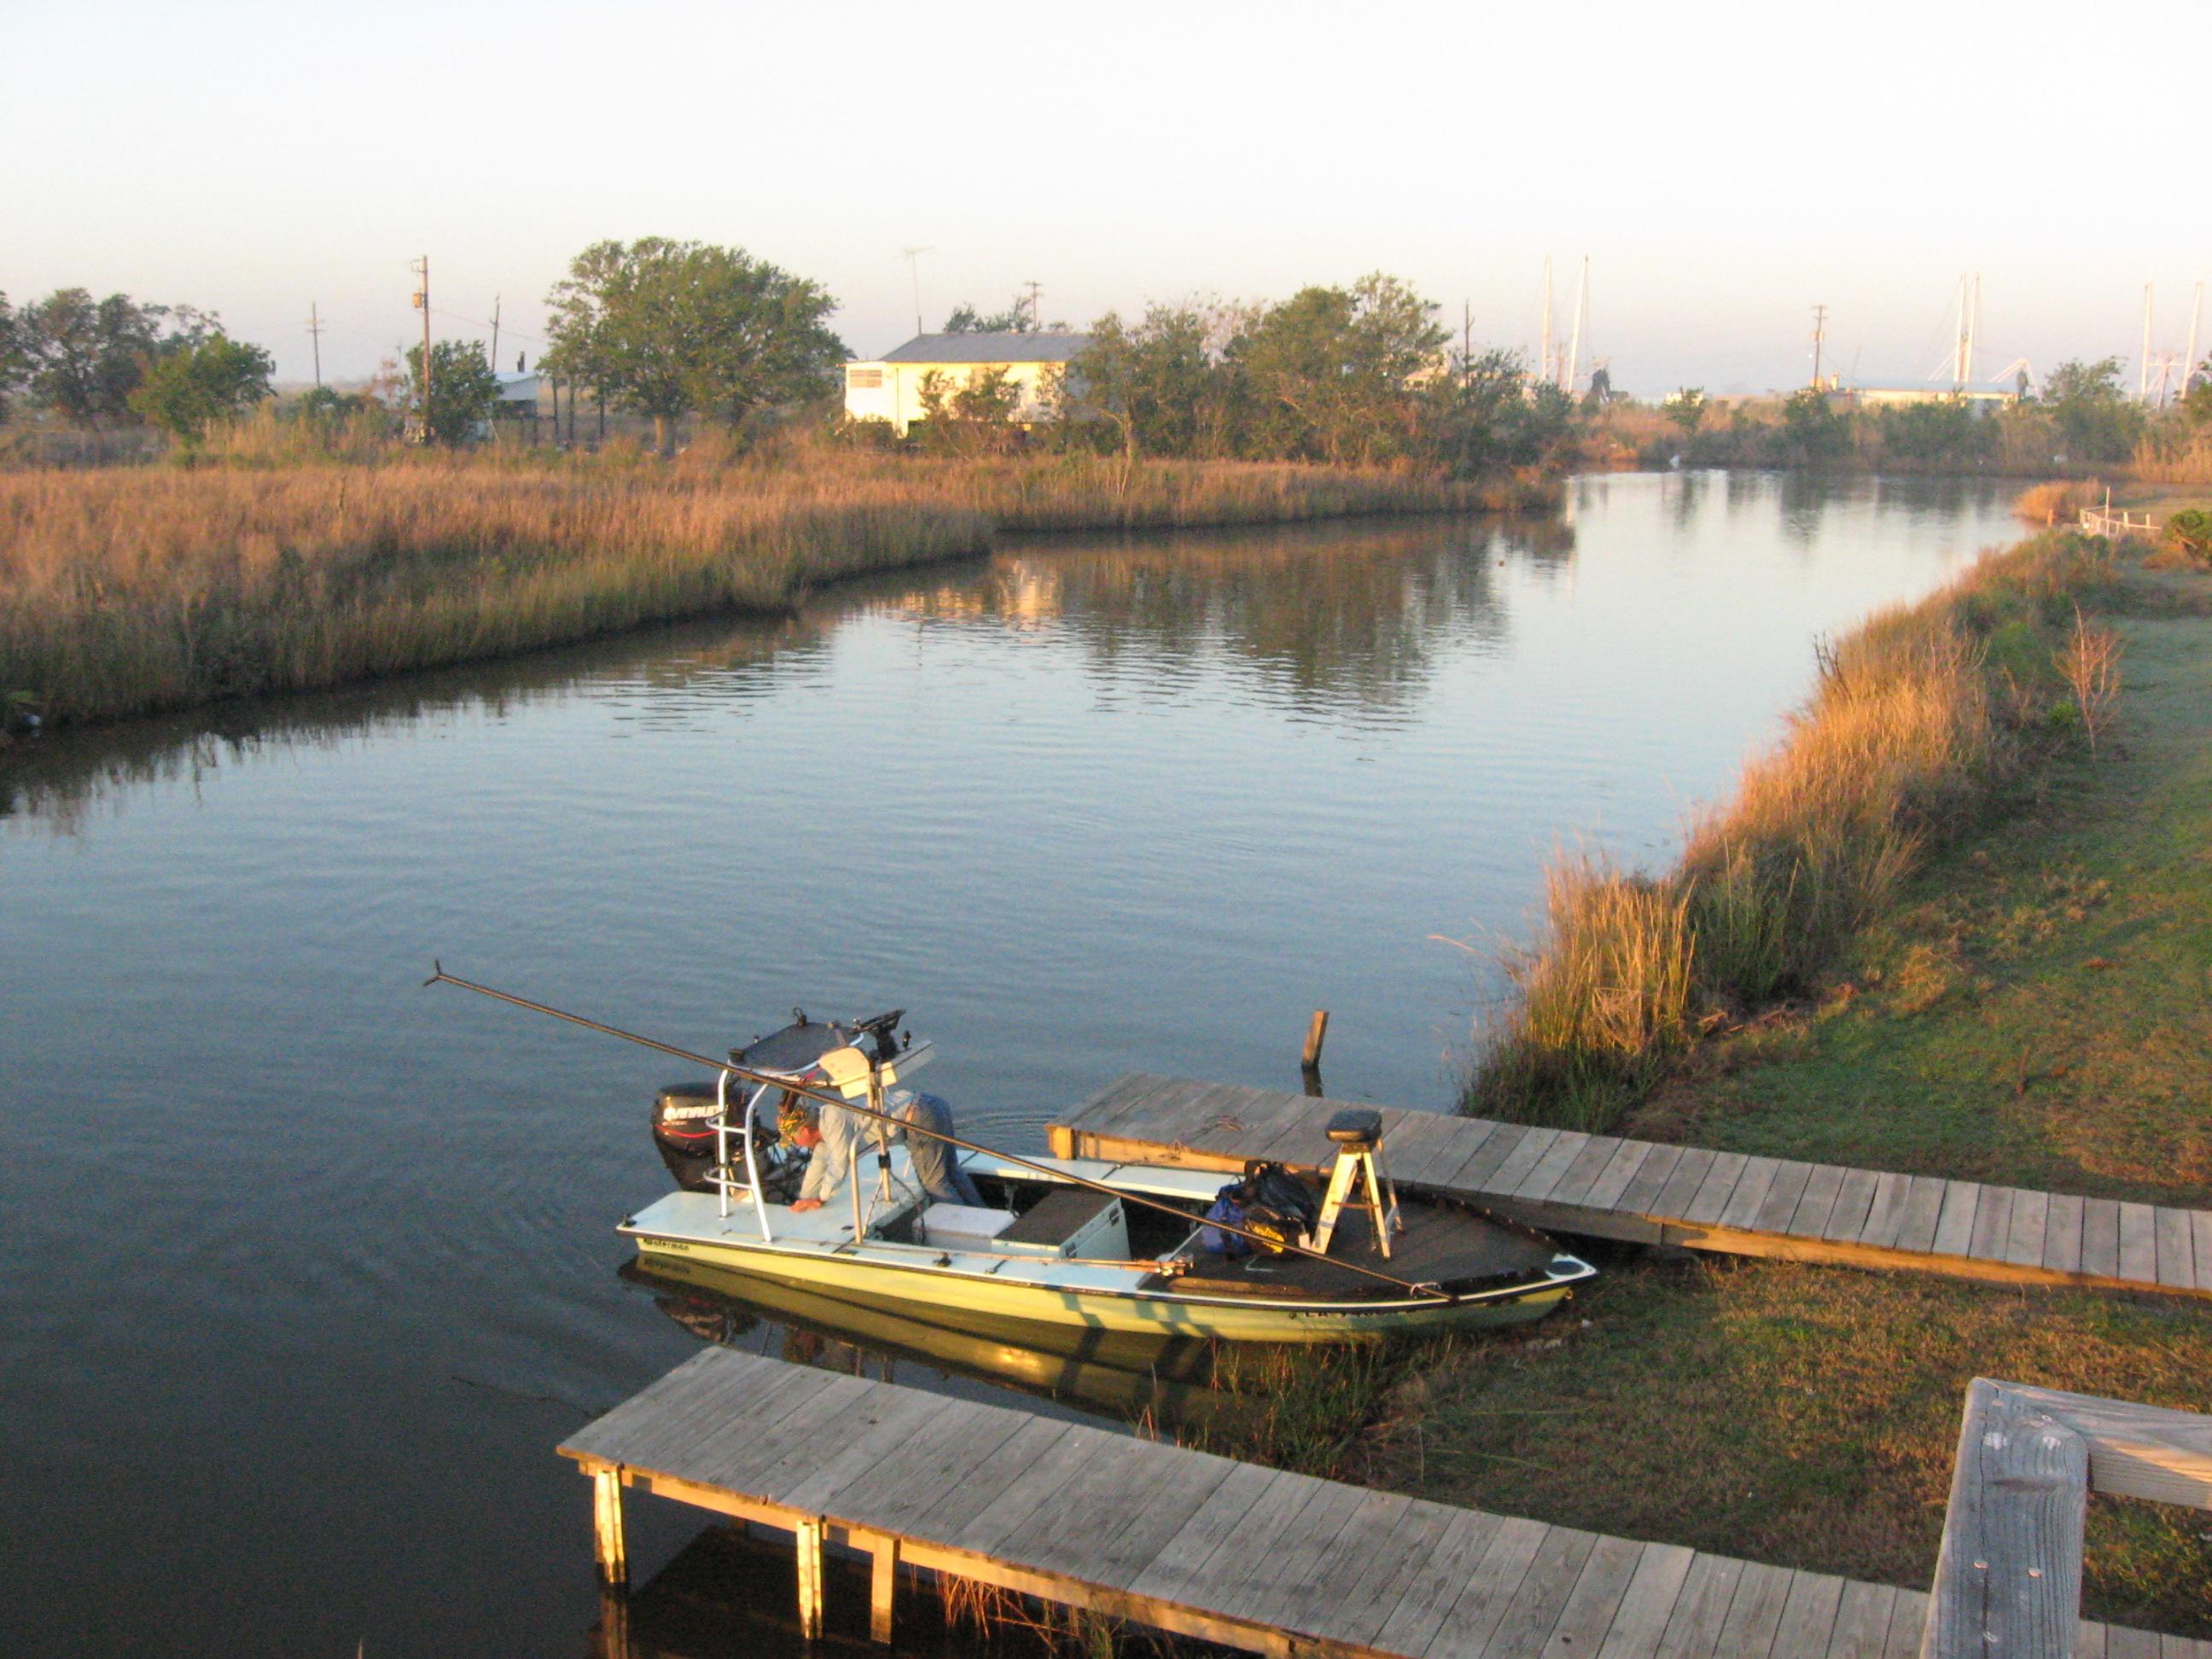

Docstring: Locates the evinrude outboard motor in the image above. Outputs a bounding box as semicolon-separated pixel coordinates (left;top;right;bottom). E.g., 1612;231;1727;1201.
651;1081;736;1193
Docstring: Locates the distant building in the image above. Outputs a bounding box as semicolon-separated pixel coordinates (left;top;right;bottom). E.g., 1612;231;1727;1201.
843;331;1091;436
1833;381;2018;417
493;371;540;416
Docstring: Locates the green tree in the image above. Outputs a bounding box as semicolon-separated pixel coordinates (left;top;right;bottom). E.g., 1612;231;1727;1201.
402;340;503;445
2039;357;2145;463
915;366;1024;456
1229;272;1448;464
1778;387;1849;463
944;299;1034;334
1070;303;1212;463
1423;349;1575;475
1876;397;1989;468
544;238;845;451
128;334;275;444
1664;387;1707;436
0;293;24;422
2179;364;2211;426
19;289;209;428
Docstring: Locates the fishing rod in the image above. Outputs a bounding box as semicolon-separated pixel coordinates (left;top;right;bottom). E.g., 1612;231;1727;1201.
425;965;1452;1302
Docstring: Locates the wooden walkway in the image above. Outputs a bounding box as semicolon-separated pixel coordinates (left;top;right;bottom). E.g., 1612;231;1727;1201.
563;1347;2198;1658
1048;1075;2212;1301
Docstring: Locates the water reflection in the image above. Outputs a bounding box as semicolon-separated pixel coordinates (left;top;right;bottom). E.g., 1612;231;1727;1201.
623;1256;1253;1441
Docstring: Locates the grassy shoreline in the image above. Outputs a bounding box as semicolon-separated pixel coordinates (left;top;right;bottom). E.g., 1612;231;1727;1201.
0;452;1535;735
1467;523;2138;1132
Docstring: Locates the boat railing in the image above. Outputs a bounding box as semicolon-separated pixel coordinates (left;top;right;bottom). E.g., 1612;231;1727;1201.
710;1071;776;1243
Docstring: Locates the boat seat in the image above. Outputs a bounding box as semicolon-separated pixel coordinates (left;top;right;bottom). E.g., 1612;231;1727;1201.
1325;1109;1382;1148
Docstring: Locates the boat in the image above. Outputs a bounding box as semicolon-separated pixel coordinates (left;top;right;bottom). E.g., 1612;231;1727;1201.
620;1006;1595;1343
424;969;1594;1342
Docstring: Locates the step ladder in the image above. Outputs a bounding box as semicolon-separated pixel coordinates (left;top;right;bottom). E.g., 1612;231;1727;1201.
1310;1109;1403;1259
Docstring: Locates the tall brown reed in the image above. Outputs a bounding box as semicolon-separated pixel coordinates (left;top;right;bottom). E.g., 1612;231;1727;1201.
0;442;1512;728
1470;530;2115;1131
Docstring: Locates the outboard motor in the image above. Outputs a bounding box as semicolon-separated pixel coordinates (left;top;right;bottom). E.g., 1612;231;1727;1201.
651;1081;731;1193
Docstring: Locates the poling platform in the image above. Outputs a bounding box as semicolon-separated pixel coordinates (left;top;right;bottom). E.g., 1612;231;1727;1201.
1048;1076;2212;1301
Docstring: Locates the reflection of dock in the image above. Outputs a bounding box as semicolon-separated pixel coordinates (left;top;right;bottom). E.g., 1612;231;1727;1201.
1049;1076;2212;1301
563;1348;2190;1657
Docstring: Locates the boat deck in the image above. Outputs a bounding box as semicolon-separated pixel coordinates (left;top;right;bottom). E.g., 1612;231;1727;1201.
565;1346;2197;1657
1049;1075;2212;1300
1156;1201;1561;1301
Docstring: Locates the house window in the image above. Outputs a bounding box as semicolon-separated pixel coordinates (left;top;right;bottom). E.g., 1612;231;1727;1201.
847;368;882;389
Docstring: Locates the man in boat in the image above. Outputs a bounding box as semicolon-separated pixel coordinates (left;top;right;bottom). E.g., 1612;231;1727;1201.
783;1088;984;1213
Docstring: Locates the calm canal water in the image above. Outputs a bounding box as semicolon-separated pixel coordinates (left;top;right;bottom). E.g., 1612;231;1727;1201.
2;471;2019;1656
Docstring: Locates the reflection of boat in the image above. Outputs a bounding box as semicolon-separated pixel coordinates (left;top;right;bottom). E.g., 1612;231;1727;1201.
619;1009;1594;1343
620;1254;1251;1433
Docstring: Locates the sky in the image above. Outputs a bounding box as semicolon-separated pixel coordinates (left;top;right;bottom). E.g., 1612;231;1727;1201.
3;0;2204;396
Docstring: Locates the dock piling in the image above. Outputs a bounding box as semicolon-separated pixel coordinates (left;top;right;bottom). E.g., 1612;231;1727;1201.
796;1516;827;1639
1301;1010;1330;1073
591;1465;628;1590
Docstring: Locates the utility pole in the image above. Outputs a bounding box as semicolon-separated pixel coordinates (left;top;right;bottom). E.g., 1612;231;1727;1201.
1540;256;1554;391
1951;275;1969;388
489;295;501;378
306;302;324;388
1463;301;1473;389
2184;282;2204;399
2140;282;2155;402
1022;280;1042;330
899;246;932;337
1810;303;1828;389
410;256;432;441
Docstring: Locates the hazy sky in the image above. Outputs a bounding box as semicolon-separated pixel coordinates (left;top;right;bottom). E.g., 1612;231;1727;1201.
3;0;2203;394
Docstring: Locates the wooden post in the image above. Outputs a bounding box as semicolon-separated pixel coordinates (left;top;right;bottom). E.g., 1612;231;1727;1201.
795;1516;826;1640
1922;1379;2087;1659
595;1586;632;1659
591;1466;628;1590
1301;1010;1330;1069
866;1531;898;1644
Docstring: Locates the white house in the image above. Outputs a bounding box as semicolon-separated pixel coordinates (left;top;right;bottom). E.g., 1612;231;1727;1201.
843;331;1091;436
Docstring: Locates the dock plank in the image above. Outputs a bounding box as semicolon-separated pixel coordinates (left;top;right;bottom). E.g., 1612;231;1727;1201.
2005;1190;2051;1271
1433;1523;1595;1659
1400;1515;1551;1659
2156;1209;2197;1291
1968;1185;2017;1264
2120;1203;2159;1284
1615;1143;1685;1218
1752;1161;1816;1236
1515;1132;1596;1204
1823;1168;1883;1245
1365;1508;1515;1654
1545;1135;1628;1211
2082;1199;2122;1279
1588;1541;1695;1659
1821;1579;1895;1659
1650;1553;1746;1659
1890;1176;1948;1256
1682;1152;1752;1228
1583;1139;1656;1214
1536;1534;1648;1659
1931;1183;1982;1258
2043;1193;2086;1278
1789;1165;1848;1240
1851;1171;1912;1250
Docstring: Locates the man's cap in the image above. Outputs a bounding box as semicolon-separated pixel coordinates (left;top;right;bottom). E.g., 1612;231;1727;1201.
778;1095;816;1141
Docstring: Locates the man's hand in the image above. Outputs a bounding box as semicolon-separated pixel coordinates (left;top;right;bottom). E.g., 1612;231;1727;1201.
789;1197;824;1213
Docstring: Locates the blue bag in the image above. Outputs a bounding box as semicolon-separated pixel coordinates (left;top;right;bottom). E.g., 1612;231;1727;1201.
1200;1187;1251;1257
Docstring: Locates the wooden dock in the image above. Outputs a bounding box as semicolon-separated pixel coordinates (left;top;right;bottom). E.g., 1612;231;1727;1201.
1048;1075;2212;1301
563;1347;2201;1659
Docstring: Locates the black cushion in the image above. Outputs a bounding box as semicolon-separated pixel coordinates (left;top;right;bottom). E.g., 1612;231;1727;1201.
1325;1108;1382;1146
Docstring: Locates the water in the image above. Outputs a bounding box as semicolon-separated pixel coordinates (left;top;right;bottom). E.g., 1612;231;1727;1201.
0;471;2020;1655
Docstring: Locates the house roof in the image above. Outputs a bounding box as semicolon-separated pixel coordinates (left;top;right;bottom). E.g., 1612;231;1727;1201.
880;331;1091;364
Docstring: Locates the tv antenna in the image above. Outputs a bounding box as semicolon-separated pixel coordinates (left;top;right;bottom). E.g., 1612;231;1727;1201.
899;246;933;337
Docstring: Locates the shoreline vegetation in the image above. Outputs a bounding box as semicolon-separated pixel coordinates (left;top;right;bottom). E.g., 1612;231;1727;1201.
1466;517;2142;1132
0;445;1545;734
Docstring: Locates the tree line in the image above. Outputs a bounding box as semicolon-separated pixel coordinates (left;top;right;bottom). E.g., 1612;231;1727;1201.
1;246;1579;479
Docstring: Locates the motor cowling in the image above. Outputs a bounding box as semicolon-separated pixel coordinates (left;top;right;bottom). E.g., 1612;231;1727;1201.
651;1081;734;1192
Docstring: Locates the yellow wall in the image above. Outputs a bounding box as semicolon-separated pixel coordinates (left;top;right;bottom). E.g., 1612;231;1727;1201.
843;360;1067;436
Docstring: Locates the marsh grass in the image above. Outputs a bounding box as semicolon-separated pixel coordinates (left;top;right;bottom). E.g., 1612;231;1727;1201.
1470;531;2120;1129
0;445;1500;729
